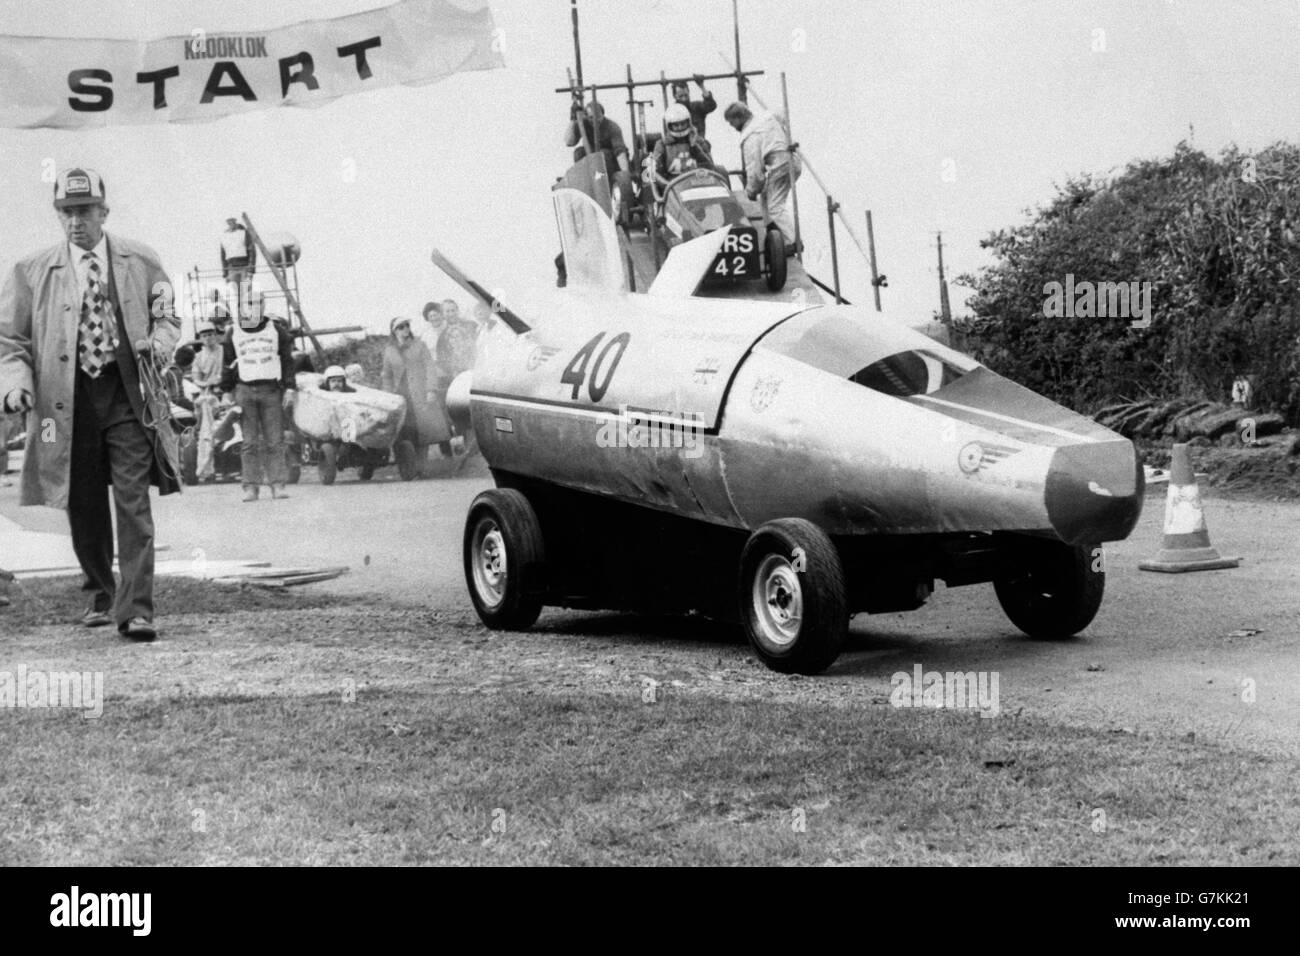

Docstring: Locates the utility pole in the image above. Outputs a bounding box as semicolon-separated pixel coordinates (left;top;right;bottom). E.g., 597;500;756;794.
937;231;952;326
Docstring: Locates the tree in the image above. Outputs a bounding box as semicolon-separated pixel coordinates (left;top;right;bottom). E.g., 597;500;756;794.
955;142;1300;422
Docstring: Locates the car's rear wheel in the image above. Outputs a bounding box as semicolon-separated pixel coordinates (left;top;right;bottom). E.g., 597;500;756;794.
765;227;787;291
739;518;847;674
995;539;1104;639
464;489;546;630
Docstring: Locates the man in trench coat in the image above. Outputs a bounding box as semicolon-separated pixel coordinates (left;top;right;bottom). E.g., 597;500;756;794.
381;316;452;460
0;168;180;639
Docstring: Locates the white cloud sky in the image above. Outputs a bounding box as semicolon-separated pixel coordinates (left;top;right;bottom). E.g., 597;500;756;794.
2;0;1297;338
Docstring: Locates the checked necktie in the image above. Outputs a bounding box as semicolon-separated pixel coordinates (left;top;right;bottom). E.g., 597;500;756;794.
78;251;116;377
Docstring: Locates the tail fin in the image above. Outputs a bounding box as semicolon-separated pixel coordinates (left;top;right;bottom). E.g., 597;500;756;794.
647;227;732;298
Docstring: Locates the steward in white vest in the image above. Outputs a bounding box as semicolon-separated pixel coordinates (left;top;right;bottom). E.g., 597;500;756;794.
220;311;293;392
220;307;295;502
230;320;280;382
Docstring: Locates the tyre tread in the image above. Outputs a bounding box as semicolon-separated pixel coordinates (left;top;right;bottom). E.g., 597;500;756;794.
994;540;1104;639
464;488;546;630
739;517;847;674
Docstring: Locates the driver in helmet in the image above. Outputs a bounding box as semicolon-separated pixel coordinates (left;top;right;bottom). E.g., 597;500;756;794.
320;365;355;393
652;102;717;189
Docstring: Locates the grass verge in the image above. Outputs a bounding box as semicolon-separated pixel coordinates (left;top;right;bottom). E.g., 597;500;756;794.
2;682;1296;865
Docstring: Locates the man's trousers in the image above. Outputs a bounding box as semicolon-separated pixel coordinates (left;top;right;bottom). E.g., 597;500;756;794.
236;381;287;488
68;364;157;626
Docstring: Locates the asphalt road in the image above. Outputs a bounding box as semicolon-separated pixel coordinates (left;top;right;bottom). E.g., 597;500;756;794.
4;457;1299;755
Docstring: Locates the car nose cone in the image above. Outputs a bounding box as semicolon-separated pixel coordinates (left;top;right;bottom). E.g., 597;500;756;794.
1045;441;1144;544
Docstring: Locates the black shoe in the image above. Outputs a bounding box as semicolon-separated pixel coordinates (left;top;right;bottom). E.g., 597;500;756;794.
81;609;113;628
120;617;157;641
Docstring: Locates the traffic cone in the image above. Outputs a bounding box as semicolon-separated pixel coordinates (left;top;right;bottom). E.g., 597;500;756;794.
1139;443;1240;572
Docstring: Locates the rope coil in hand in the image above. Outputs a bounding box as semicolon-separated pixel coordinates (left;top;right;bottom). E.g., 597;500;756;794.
135;345;184;490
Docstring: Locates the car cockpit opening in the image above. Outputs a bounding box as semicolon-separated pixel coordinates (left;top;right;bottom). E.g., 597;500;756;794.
757;307;977;396
850;350;968;397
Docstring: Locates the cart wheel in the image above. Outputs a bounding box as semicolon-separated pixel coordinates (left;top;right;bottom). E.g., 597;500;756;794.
764;227;788;292
464;488;545;630
396;441;417;481
739;518;847;674
319;442;338;485
359;462;376;481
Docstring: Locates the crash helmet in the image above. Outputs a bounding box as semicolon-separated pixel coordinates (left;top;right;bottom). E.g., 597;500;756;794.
664;103;693;143
323;365;347;390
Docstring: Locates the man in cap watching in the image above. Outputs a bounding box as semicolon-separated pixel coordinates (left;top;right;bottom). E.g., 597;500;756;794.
671;75;717;149
0;167;180;640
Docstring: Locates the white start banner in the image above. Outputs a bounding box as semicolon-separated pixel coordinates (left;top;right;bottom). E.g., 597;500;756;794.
0;0;503;129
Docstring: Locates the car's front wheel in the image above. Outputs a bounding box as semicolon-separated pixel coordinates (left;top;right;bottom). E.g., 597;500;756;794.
739;518;847;674
994;539;1104;639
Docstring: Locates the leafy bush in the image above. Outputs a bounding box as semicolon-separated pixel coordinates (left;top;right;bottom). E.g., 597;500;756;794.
956;142;1300;423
